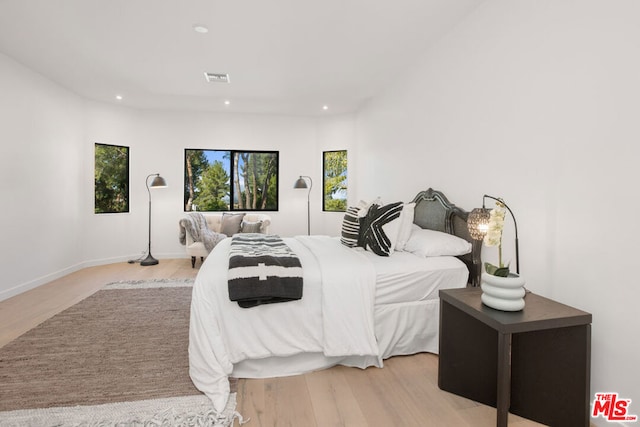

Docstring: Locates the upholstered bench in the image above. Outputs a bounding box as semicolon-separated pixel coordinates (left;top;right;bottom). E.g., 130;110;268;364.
180;213;271;267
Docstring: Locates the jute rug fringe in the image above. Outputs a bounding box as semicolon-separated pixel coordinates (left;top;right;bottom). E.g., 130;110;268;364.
0;394;244;427
103;278;195;289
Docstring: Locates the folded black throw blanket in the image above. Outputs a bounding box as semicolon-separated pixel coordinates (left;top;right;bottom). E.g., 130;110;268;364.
228;234;303;308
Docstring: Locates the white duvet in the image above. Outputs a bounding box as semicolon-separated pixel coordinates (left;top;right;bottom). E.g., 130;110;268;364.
188;235;380;413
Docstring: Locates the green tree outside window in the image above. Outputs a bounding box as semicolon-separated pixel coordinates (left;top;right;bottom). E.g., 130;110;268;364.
95;143;129;214
184;149;278;212
323;150;347;212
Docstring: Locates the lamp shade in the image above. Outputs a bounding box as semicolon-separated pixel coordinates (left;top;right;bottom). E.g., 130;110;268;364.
294;175;312;235
294;177;308;189
150;175;167;188
468;207;490;240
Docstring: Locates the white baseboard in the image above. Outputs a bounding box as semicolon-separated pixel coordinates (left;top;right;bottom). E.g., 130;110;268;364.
0;252;190;302
0;263;85;302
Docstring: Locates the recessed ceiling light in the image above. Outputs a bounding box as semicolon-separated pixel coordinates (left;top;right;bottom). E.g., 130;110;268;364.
115;95;123;101
224;100;231;106
193;25;209;34
322;105;329;110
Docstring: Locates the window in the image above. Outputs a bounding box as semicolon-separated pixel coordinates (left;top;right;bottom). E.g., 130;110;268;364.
323;150;347;212
184;149;279;211
94;143;129;214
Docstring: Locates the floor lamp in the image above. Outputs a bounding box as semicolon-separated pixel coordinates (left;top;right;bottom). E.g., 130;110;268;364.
141;173;167;266
294;175;312;235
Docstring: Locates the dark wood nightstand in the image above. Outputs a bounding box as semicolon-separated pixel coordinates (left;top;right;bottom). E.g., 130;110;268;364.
438;287;592;427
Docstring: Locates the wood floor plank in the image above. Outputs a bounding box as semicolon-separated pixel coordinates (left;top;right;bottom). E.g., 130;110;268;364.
392;352;480;411
267;375;317;427
338;363;427;426
304;366;369;427
383;354;471;426
236;378;270;427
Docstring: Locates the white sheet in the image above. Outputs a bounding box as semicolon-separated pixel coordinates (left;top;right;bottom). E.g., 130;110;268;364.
227;242;469;380
358;248;469;305
189;235;379;413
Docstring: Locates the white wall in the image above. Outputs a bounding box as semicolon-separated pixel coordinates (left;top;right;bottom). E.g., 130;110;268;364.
0;51;354;299
0;52;85;300
81;106;351;263
355;1;640;424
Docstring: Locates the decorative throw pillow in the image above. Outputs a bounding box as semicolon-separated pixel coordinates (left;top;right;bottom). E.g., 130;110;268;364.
340;206;361;247
356;197;382;218
240;220;263;233
395;202;415;251
358;202;404;256
220;213;246;236
404;227;472;257
339;197;382;248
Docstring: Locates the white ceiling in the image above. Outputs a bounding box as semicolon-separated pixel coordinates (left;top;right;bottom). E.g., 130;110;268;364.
0;0;483;116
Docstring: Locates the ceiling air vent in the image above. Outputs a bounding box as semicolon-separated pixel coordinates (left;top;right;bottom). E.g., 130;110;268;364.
204;72;230;83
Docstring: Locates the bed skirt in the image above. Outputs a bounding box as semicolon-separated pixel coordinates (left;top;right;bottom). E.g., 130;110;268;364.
232;298;441;378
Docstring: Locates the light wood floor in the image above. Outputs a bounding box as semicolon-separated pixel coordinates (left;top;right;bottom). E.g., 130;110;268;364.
0;260;545;426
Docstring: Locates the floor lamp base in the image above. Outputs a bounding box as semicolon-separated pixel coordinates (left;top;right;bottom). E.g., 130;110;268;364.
140;253;159;266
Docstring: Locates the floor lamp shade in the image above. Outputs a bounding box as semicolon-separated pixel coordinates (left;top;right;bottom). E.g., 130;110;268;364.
294;175;312;235
149;175;167;188
141;173;167;266
294;177;308;189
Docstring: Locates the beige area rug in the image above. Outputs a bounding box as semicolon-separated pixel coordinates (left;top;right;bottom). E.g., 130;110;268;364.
0;279;240;427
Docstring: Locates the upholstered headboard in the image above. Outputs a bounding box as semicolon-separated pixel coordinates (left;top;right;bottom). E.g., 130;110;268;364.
411;188;482;287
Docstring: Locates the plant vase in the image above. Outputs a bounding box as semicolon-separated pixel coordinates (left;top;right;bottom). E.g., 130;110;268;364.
481;272;526;311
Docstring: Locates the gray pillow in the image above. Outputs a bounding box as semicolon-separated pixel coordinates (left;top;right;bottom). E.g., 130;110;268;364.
220;213;245;236
240;220;264;233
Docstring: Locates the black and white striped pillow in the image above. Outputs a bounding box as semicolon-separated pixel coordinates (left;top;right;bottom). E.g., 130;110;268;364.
358;202;404;256
340;206;362;247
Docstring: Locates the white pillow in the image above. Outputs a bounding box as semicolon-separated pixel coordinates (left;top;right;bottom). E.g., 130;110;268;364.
405;227;472;257
395;202;415;251
356;197;382;218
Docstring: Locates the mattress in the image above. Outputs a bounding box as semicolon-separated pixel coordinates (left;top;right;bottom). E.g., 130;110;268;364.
357;246;469;305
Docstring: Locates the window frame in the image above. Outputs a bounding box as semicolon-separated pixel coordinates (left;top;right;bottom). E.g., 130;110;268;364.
322;149;348;212
94;142;130;214
184;148;279;212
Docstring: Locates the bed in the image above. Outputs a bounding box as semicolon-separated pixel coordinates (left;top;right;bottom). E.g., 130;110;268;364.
188;188;482;417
